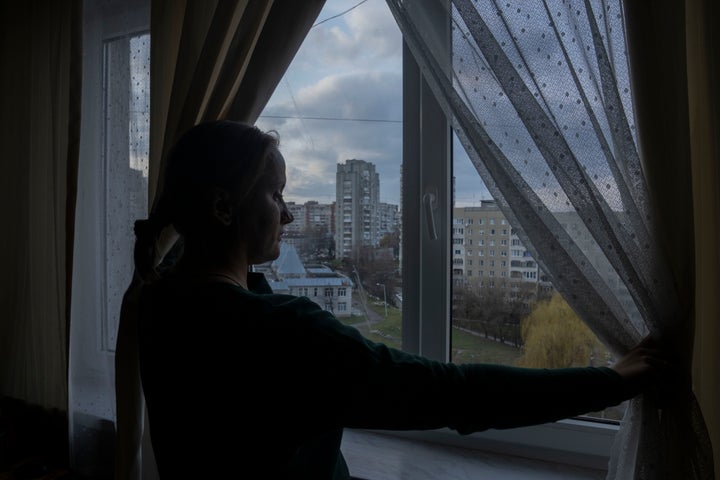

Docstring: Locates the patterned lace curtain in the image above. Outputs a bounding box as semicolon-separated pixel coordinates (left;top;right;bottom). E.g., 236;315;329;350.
386;0;714;478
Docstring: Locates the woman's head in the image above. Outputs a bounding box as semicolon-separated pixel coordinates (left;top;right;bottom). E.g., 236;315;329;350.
134;120;293;280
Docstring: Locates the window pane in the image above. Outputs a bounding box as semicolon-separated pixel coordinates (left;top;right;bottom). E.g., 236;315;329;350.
451;134;626;421
256;0;403;348
103;32;150;353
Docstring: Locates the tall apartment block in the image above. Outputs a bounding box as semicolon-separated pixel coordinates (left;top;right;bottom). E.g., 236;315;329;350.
452;200;541;293
336;159;380;260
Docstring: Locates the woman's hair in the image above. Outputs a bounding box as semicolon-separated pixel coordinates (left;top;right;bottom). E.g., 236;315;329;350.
134;120;279;281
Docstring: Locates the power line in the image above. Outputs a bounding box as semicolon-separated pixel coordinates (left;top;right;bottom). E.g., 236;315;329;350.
312;0;371;28
259;114;401;124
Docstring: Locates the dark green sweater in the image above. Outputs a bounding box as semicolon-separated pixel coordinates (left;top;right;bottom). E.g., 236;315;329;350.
138;272;629;479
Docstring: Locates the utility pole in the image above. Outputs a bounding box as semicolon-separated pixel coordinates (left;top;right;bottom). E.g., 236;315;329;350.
376;283;388;317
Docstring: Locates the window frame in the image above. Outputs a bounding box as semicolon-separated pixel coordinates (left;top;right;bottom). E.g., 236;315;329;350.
388;0;620;470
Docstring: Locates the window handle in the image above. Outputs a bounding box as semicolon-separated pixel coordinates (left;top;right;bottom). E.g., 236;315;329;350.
423;190;438;240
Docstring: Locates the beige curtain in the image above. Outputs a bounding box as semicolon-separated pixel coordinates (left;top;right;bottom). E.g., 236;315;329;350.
687;1;720;478
114;1;326;478
0;0;82;412
625;0;718;477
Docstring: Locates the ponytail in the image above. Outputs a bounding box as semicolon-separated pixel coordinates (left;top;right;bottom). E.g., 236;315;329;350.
133;196;172;283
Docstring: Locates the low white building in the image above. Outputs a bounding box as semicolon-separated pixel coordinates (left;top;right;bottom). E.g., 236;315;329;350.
255;244;354;317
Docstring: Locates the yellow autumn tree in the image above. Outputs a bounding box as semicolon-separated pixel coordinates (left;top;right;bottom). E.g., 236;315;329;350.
516;292;611;369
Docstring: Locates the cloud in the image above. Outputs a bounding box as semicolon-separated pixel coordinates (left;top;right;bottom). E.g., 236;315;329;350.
255;0;489;207
258;70;402;205
295;0;401;71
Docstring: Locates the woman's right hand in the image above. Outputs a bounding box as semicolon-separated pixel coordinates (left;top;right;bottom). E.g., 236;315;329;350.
610;335;688;405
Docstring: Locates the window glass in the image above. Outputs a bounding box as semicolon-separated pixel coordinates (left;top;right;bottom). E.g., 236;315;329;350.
257;0;626;425
103;33;150;352
451;134;625;422
256;0;402;347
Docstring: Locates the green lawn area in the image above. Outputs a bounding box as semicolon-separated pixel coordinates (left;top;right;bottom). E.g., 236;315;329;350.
451;330;522;365
339;298;522;365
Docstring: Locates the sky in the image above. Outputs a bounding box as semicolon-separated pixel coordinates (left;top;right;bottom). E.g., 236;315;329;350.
255;0;488;208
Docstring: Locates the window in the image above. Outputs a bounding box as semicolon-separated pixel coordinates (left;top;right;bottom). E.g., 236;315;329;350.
257;0;624;471
72;0;151;468
388;0;624;468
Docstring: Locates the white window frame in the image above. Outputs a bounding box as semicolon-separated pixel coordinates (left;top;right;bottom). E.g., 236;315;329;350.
386;1;620;470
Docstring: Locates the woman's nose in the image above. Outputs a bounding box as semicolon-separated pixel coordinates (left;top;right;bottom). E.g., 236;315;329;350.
281;205;294;224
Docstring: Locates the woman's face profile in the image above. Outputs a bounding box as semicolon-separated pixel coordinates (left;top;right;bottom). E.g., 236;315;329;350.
242;147;293;265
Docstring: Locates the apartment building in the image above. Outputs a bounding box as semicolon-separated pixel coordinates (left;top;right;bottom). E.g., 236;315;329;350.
453;200;540;292
335;159;380;260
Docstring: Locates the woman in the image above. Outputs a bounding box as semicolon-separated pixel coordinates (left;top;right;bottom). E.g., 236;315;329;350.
135;120;672;479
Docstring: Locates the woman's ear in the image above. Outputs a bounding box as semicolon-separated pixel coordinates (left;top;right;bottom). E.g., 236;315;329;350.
210;187;234;226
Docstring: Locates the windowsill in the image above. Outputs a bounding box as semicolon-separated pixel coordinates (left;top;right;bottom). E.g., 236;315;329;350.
341;428;609;480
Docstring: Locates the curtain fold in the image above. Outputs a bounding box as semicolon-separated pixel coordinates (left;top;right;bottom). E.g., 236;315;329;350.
623;2;714;477
114;1;326;478
685;0;720;477
0;0;83;412
386;0;714;478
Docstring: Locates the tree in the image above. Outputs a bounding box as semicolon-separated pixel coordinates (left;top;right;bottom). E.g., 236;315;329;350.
516;292;611;368
452;284;532;347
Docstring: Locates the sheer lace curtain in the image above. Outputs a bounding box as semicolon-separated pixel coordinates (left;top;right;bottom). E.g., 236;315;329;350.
114;1;327;479
386;0;715;478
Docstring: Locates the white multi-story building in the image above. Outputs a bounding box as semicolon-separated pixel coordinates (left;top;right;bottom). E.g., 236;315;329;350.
335;159;380;260
305;201;335;235
377;202;400;241
453;201;541;293
285;201;307;234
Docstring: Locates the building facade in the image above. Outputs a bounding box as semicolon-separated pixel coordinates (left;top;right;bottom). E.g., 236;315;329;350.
335;159;380;260
452;200;542;294
255;243;354;317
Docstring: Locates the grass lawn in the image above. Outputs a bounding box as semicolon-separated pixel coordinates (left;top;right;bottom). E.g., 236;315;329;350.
340;300;522;365
451;330;522;365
